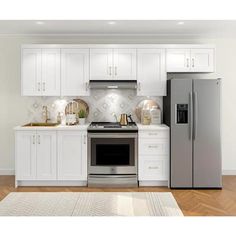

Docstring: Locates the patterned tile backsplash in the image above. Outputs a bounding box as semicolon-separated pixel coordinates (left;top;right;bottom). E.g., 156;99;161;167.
26;89;162;123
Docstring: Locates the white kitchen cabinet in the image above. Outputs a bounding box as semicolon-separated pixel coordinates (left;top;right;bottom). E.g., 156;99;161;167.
57;131;87;181
90;48;136;80
21;49;42;96
41;49;61;96
15;130;57;181
166;48;214;72
61;49;89;96
138;125;169;186
113;49;136;80
21;48;61;96
15;131;37;180
90;49;113;80
36;131;57;180
137;49;166;96
190;49;214;72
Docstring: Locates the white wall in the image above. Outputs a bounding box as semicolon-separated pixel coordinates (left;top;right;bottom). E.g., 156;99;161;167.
0;35;235;174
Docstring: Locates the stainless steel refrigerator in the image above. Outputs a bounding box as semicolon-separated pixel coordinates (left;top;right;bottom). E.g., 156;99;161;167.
163;79;222;188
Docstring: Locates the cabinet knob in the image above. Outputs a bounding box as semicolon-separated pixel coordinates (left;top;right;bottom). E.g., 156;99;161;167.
186;58;190;68
38;135;40;144
192;58;195;67
83;134;87;144
138;82;141;91
114;66;117;76
109;66;112;76
43;82;46;92
38;82;41;92
32;135;35;144
85;82;89;91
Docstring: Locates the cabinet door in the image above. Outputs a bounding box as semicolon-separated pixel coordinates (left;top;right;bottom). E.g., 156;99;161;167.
61;49;89;96
41;49;61;96
190;49;214;72
21;49;42;96
36;131;57;180
137;49;166;96
58;131;87;180
90;49;113;80
113;49;136;80
15;131;36;180
166;49;190;72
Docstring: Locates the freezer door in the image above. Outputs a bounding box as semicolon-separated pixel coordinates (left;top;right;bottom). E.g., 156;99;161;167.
170;79;193;188
193;79;222;188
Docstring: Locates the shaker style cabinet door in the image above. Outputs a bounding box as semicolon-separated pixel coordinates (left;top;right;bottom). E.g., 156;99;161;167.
137;49;166;96
21;49;42;96
90;49;113;80
41;49;61;96
61;49;89;96
113;49;136;80
190;49;214;72
166;49;191;72
36;131;57;180
15;131;37;180
57;131;87;181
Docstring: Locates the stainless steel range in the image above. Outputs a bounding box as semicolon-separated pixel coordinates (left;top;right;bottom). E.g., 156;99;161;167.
87;122;138;187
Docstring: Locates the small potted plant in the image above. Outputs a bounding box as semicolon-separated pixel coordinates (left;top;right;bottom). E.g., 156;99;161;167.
78;109;86;125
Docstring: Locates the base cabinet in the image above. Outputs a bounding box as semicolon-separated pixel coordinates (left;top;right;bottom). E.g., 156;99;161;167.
138;126;169;186
16;130;56;181
15;129;87;187
58;131;87;180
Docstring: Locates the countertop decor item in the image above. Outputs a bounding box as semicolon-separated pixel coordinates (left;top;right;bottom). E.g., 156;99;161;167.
78;109;86;125
135;99;160;122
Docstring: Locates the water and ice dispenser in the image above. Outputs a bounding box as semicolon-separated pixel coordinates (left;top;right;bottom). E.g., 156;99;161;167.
176;104;188;124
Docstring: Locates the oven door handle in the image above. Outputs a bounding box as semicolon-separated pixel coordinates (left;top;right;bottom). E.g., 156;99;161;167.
88;133;138;139
89;175;136;178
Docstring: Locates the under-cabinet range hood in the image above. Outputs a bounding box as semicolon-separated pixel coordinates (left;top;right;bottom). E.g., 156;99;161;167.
89;80;137;89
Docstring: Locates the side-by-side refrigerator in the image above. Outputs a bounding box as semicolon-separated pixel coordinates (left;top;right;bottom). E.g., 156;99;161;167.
163;79;222;188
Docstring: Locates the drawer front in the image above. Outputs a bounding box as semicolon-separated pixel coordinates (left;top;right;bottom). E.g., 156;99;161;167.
139;130;168;139
138;158;168;181
139;139;168;155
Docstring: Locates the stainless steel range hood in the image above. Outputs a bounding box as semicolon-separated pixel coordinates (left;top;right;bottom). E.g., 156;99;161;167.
89;80;137;89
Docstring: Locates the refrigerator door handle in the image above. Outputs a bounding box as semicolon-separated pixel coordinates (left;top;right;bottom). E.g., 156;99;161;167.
193;91;198;140
189;92;193;140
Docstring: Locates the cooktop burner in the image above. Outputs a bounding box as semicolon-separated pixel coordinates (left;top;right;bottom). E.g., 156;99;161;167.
88;122;138;132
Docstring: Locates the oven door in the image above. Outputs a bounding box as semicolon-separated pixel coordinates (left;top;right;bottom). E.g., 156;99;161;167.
88;133;138;175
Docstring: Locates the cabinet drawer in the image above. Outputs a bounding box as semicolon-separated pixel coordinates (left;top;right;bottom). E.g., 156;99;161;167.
138;159;168;181
139;130;168;139
139;139;168;155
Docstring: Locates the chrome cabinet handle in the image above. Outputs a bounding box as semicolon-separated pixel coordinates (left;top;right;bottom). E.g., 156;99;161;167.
186;58;189;68
33;135;35;144
114;66;117;76
148;166;159;170
192;58;195;67
148;145;159;148
38;82;41;91
138;82;141;91
109;66;112;76
85;82;89;91
148;132;158;136
83;134;86;144
38;135;40;144
43;82;46;91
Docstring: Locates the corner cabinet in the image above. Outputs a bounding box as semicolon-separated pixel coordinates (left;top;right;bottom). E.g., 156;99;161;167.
90;48;136;80
166;48;215;72
21;48;60;96
137;49;166;96
57;131;87;180
138;125;169;187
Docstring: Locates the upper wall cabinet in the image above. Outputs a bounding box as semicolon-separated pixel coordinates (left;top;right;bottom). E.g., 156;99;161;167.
166;48;215;72
22;48;60;96
137;49;166;96
61;49;89;96
90;48;136;80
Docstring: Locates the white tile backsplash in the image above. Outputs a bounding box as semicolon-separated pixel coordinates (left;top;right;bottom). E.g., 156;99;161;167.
26;89;162;123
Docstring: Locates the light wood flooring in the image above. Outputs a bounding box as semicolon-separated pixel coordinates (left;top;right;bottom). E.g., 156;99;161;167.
1;175;236;216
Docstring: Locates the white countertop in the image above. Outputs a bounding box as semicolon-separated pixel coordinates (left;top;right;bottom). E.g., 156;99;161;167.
137;123;169;130
14;124;89;131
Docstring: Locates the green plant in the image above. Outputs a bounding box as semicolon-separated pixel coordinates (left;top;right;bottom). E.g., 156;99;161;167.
78;109;86;118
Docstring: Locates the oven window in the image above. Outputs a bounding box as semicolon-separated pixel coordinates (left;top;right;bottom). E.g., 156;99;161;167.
91;138;135;166
96;144;130;165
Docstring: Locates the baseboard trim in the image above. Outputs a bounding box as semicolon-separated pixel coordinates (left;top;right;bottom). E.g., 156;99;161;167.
0;169;15;175
139;180;168;187
222;170;236;175
16;180;87;187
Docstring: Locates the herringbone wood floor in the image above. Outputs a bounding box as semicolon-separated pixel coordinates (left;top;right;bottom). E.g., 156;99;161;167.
0;175;236;216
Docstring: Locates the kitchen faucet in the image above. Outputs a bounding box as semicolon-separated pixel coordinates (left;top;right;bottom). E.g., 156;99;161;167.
42;106;50;123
